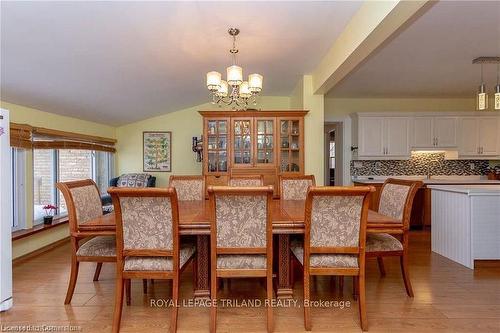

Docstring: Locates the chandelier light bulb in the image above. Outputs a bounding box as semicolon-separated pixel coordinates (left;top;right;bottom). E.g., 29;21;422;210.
216;80;228;97
248;74;263;92
239;81;251;98
206;71;221;91
227;65;243;86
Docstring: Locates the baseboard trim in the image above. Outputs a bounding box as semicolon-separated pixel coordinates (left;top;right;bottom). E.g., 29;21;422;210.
13;237;70;266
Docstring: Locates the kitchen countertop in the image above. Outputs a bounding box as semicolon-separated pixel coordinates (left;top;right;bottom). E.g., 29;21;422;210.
427;185;500;195
352;175;500;185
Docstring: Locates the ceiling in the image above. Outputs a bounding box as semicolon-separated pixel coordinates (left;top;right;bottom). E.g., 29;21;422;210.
1;1;362;125
329;1;500;98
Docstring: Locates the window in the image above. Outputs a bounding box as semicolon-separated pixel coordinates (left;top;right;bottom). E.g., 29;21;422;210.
11;148;26;231
32;149;114;224
33;149;56;222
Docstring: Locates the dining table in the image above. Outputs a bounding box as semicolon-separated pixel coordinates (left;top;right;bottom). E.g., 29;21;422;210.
80;199;402;299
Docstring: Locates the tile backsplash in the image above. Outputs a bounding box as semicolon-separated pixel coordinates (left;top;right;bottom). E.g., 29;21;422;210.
351;152;492;176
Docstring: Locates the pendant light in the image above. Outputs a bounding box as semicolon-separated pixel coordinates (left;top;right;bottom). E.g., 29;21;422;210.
495;63;500;110
477;63;489;111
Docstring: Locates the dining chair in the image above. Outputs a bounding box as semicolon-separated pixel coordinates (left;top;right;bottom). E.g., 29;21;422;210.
229;174;264;186
56;179;116;304
279;174;315;200
108;187;196;333
366;178;423;297
169;175;205;201
208;186;274;333
290;186;372;331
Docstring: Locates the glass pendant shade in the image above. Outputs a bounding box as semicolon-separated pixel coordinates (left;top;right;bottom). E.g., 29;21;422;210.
216;80;229;97
206;71;222;91
227;65;243;86
239;81;251;98
495;84;500;110
477;84;489;110
248;73;263;92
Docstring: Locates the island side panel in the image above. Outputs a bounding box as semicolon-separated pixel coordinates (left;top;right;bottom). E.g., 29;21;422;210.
471;195;500;261
431;189;473;269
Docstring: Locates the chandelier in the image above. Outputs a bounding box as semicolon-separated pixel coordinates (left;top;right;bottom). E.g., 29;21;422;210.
206;28;263;110
473;56;500;111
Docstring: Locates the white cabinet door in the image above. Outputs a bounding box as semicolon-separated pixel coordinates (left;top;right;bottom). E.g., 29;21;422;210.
458;118;479;155
412;117;433;148
478;117;499;156
434;117;457;148
358;117;384;156
385;117;409;156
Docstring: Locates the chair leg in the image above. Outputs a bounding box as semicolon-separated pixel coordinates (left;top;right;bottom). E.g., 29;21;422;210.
377;257;386;277
338;276;344;296
112;278;124;333
64;257;79;304
303;272;311;331
125;279;131;306
266;271;274;333
170;274;179;333
352;276;358;300
210;275;217;333
143;279;148;294
93;263;103;282
400;254;414;297
358;274;368;331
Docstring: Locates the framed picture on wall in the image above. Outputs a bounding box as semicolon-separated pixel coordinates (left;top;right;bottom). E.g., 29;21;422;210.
143;131;171;172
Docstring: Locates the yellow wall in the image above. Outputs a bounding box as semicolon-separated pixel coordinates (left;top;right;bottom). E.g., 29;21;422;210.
1;101;116;259
116;96;291;187
324;97;476;119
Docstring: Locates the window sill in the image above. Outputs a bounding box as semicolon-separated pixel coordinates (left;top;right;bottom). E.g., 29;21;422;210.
12;217;69;241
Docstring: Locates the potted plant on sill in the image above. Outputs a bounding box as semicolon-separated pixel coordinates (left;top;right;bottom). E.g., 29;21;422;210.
42;204;57;225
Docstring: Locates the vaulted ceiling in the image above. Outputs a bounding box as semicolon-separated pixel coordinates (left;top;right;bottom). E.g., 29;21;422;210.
1;1;362;124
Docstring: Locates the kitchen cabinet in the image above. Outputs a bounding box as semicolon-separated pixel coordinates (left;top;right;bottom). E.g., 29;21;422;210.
458;117;499;157
200;110;307;196
412;116;457;149
358;116;409;158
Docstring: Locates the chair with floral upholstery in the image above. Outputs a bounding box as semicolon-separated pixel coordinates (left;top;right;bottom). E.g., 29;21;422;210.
169;175;205;201
279;174;315;200
366;178;423;297
229;174;264;187
108;187;196;333
57;179;116;304
290;186;372;331
208;186;274;333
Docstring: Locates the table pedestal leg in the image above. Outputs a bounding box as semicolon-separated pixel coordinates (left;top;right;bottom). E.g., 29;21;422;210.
193;235;210;298
277;234;293;299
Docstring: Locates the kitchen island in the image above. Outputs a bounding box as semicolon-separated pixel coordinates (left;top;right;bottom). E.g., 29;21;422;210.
429;185;500;269
353;176;500;228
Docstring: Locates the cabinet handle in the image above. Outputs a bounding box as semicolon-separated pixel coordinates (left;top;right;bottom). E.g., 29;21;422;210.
481;147;483;154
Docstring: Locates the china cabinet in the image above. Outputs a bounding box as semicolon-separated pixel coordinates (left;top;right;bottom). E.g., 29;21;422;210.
200;110;307;196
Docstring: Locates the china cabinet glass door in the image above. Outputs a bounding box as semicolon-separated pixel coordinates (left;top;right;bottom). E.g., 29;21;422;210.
279;118;302;173
256;119;274;165
232;118;252;167
206;119;228;173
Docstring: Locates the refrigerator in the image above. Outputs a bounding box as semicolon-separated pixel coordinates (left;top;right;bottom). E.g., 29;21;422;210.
0;108;13;311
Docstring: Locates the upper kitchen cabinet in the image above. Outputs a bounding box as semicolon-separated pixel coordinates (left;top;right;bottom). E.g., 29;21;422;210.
411;116;457;149
356;115;410;159
458;117;499;158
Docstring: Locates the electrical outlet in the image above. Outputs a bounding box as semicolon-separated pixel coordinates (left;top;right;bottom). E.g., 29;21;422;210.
470;163;475;170
353;161;363;169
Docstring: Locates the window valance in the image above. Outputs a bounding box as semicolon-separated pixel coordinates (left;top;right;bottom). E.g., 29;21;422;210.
10;123;116;152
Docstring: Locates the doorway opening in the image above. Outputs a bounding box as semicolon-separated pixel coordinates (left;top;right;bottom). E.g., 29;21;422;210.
324;122;343;186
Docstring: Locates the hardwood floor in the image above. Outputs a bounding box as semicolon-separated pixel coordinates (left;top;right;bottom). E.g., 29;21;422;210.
1;231;499;332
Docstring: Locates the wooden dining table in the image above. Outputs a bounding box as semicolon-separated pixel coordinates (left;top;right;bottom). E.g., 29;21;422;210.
81;199;401;299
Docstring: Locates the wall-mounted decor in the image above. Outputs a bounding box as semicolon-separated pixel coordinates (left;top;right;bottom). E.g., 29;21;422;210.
143;131;171;172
